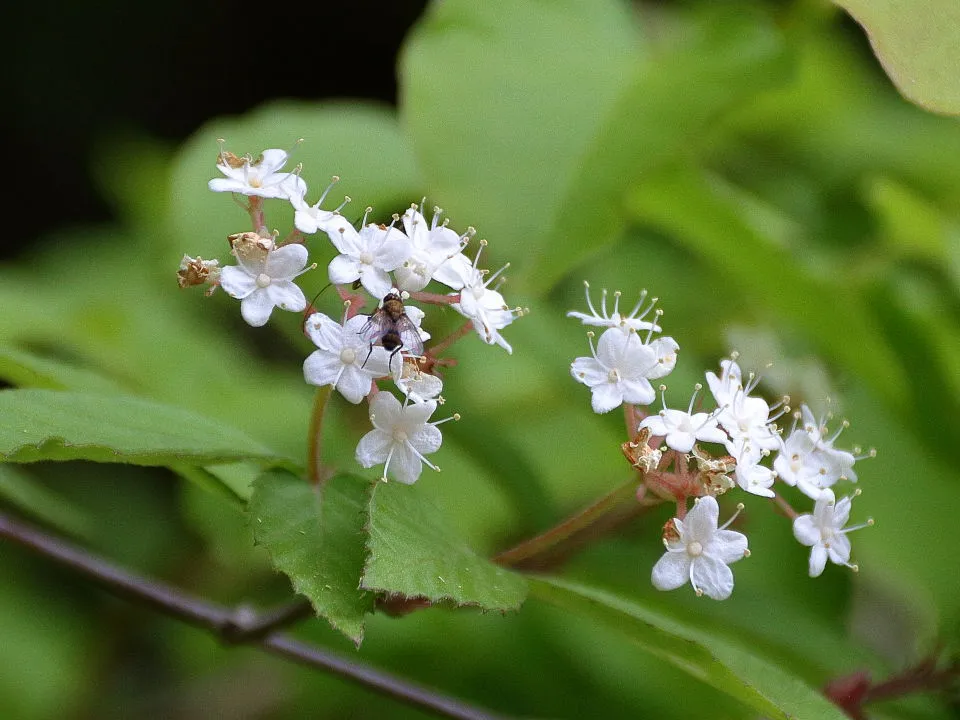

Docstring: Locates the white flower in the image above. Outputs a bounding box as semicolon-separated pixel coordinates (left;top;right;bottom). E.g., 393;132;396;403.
395;205;467;293
303;312;391;404
571;328;661;413
731;451;776;498
325;214;412;299
356;392;452;484
290;177;350;235
651;496;748;600
219;242;311;327
774;405;858;499
639;384;727;453
571;330;678;414
567;281;661;333
394;360;444;404
439;245;522;353
792;489;872;577
705;358;744;409
208;147;305;199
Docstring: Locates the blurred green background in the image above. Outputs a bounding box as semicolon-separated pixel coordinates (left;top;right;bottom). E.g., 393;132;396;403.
1;0;959;718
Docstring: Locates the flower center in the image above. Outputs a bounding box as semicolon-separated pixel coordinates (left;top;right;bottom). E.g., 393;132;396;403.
607;368;621;383
472;286;485;300
821;527;834;542
359;251;374;265
392;429;408;444
249;178;262;188
340;348;357;365
687;541;704;557
255;273;272;288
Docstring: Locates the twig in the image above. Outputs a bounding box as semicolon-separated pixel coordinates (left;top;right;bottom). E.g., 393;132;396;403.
0;510;508;720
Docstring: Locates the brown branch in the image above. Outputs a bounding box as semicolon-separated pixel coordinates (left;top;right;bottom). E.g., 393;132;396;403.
0;511;507;720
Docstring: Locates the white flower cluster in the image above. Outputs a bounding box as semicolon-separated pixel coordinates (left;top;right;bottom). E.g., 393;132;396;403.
181;144;526;484
569;283;874;600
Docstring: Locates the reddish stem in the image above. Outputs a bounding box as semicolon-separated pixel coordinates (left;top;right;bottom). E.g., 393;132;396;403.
429;321;475;358
409;290;460;306
307;386;334;486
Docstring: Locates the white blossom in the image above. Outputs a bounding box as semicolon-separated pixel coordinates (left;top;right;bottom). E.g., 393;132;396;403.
395;205;467;293
567;281;661;333
219;241;311;327
651;496;749;600
571;328;663;413
774;405;857;499
355;392;452;484
639;385;727;453
208;147;305;199
290;177;349;235
792;489;872;577
303;312;391;404
325;214;412;299
439;246;522;353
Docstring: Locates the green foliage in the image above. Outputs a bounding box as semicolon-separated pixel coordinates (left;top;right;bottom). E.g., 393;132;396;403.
835;0;960;115
2;0;959;717
531;577;848;719
250;470;375;645
363;481;527;610
0;389;289;468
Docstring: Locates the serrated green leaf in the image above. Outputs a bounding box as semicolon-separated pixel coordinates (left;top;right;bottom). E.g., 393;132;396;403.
836;0;960;115
0;464;92;538
362;481;527;611
0;389;290;468
401;1;789;293
249;469;374;645
530;577;848;720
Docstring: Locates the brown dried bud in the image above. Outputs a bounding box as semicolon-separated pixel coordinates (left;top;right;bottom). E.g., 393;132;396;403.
177;255;221;288
228;232;273;263
621;426;662;474
661;518;681;544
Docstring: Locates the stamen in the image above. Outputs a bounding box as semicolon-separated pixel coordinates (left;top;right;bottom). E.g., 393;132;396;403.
718;502;745;531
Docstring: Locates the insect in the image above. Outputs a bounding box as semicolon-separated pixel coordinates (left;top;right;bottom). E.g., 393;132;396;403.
360;292;425;371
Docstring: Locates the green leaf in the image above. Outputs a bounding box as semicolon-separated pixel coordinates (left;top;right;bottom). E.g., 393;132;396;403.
401;1;788;293
0;345;125;394
0;389;290;468
835;0;960;115
530;577;848;720
362;481;527;611
0;465;92;538
249;469;374;645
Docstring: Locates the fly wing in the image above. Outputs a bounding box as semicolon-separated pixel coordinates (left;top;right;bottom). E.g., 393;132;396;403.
394;316;425;357
358;310;393;345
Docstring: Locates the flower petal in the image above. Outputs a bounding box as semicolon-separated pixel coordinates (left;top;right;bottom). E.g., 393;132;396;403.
265;281;306;313
303;350;343;388
808;544;828;577
792;515;820;547
388;443;423;485
590;382;623;414
690;555;735;600
711;529;748;565
265;244;309;279
239;290;275;327
651;552;691;591
685;496;720;542
356;429;393;467
328;254;361;285
219;265;257;299
304;313;344;352
409;423;442;455
335;366;376;404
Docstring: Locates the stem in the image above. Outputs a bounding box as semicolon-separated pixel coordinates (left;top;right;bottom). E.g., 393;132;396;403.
493;479;641;569
429;321;474;358
308;385;334;486
771;492;799;520
0;511;507;720
409;290;460;306
248;196;267;234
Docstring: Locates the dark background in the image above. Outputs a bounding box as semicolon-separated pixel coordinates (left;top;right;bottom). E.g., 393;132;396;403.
3;0;428;259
